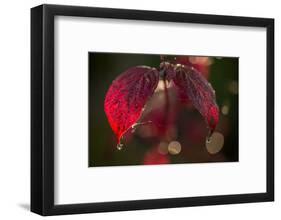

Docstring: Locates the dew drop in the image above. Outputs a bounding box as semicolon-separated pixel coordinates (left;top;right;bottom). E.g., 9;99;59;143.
206;132;224;154
117;143;124;150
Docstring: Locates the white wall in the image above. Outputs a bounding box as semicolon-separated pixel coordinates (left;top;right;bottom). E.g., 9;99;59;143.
0;0;279;219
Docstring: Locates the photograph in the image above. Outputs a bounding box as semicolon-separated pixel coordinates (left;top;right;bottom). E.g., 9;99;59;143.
89;52;239;167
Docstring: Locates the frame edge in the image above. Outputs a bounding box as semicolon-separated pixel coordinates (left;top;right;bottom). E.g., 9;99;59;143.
31;4;57;216
266;18;274;201
31;5;44;215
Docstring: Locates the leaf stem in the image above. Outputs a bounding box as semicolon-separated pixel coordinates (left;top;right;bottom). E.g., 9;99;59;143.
163;74;170;140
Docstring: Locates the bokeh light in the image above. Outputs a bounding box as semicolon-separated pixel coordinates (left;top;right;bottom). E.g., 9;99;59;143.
168;141;182;155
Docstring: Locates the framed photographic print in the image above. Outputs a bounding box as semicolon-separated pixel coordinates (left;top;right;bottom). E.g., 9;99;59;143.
31;4;274;216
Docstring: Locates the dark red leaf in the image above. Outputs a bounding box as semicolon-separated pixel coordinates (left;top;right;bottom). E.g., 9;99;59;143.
173;64;219;135
104;66;159;144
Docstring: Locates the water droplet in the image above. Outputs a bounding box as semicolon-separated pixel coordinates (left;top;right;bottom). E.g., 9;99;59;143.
206;137;211;144
206;132;224;154
117;143;124;150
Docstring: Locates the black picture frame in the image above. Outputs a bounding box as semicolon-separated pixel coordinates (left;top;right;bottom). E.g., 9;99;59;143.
31;4;274;216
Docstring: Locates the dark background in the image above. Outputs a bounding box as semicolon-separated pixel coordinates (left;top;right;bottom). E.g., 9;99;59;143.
89;52;238;167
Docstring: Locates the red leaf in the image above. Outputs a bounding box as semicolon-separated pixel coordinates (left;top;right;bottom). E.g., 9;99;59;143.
173;64;219;135
104;66;159;144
